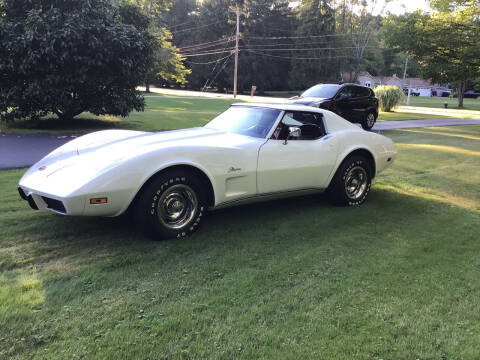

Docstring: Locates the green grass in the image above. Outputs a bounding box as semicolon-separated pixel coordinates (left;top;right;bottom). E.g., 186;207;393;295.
1;95;478;134
377;111;451;121
404;96;480;111
1;125;479;359
0;97;238;134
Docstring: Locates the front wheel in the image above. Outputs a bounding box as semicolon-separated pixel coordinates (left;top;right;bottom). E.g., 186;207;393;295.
327;156;372;206
133;170;208;240
361;112;376;130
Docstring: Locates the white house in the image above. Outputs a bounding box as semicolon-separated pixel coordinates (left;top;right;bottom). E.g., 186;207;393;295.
342;71;451;97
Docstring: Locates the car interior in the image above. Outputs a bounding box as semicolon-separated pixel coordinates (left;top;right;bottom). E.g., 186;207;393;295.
271;111;325;140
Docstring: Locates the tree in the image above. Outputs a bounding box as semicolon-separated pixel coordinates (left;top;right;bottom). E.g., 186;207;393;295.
430;0;480;11
239;0;294;93
384;7;480;107
124;0;190;91
287;0;337;89
0;0;155;122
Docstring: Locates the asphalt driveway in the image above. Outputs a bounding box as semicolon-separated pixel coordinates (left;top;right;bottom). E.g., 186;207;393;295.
1;118;480;170
0;133;78;170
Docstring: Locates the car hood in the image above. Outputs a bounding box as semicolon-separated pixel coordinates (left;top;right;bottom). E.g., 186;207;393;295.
289;97;329;106
20;127;253;195
42;127;229;165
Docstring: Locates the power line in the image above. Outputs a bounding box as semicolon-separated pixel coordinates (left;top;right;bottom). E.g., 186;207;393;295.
179;37;234;51
168;18;197;29
185;54;233;65
246;33;374;40
180;40;234;54
241;40;349;47
180;28;236;58
244;50;355;60
171;20;227;34
240;45;379;52
180;49;234;57
202;54;233;91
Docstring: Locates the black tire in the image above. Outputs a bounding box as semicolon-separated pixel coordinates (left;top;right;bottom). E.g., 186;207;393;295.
327;155;372;206
361;111;376;130
133;169;208;240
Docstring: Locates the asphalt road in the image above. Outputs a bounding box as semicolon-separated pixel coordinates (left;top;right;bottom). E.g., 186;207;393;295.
1;118;480;170
0;133;78;170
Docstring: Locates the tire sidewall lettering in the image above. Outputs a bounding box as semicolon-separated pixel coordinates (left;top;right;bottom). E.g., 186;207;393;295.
341;159;370;206
148;176;204;238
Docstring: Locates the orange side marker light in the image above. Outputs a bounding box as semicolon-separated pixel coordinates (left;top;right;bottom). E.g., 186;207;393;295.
90;197;108;204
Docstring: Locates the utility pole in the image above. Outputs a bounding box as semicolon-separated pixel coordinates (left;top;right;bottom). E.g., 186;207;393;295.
402;55;411;105
234;9;240;98
402;55;408;85
229;7;246;98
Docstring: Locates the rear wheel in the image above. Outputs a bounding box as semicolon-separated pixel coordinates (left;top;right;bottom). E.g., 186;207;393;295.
133;170;208;240
361;112;376;130
327;155;372;206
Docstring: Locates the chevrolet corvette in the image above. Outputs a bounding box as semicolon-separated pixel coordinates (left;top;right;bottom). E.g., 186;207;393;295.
18;103;397;239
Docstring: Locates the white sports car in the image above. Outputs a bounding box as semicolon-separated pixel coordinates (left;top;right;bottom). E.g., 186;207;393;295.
18;103;396;239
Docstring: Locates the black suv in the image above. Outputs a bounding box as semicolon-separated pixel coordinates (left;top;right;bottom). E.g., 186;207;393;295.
290;83;379;130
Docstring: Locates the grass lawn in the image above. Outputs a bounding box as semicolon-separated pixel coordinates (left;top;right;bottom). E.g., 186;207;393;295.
0;97;238;134
405;96;480;111
1;125;479;359
377;111;451;121
3;94;474;135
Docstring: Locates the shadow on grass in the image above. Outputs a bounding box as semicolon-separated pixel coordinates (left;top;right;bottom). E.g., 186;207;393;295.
7;184;477;275
3;184;479;359
4;117;132;133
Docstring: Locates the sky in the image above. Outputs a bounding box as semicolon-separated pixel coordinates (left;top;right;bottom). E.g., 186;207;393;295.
376;0;432;15
287;1;433;15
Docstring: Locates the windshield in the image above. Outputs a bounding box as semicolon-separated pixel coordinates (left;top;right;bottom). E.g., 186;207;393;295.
301;84;341;98
205;106;281;139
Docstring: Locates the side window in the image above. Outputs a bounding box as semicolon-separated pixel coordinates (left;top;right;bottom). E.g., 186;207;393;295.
360;87;371;97
336;86;352;100
351;86;366;98
272;111;325;140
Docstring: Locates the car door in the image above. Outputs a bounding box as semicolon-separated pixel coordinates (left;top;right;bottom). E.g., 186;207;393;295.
350;86;369;121
257;111;339;194
332;86;355;120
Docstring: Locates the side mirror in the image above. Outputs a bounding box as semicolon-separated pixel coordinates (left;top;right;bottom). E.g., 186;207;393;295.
288;95;300;100
284;126;301;145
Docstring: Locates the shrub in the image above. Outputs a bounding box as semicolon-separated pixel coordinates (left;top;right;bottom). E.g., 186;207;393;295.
0;0;156;122
374;85;405;112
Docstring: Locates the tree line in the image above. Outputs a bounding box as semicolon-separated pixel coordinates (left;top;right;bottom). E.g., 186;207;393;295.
164;0;417;94
1;0;478;121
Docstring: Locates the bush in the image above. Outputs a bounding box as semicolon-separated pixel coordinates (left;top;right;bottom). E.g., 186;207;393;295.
0;0;156;122
374;85;405;112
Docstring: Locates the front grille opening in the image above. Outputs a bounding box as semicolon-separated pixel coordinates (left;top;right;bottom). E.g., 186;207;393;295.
42;196;66;213
18;187;27;200
26;195;39;210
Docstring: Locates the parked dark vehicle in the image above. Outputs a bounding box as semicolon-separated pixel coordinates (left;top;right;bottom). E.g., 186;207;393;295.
403;88;420;96
290;83;379;130
464;90;480;99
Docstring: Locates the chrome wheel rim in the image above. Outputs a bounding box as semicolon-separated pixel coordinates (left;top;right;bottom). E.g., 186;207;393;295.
345;166;368;200
157;184;198;230
366;113;375;127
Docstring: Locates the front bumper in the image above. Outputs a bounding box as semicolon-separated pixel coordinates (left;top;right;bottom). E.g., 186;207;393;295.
17;186;84;215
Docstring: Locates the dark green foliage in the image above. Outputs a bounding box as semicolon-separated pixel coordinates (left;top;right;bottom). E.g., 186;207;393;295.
0;0;156;121
168;0;412;93
287;0;337;89
383;6;480;107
